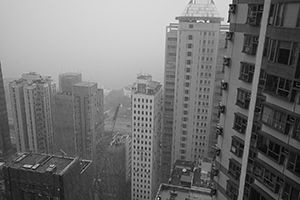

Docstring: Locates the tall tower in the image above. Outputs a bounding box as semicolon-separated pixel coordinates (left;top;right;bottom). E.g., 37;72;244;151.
161;23;178;183
9;72;55;153
214;1;300;200
171;0;222;164
52;72;82;156
73;81;104;162
0;63;12;158
131;74;163;200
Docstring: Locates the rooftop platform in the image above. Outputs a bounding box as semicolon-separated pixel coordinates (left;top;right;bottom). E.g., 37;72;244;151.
73;81;97;87
155;184;211;200
6;152;78;175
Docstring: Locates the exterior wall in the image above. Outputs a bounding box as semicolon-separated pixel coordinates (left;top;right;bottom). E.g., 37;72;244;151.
161;23;178;183
0;64;12;158
172;20;220;164
73;83;104;165
51;93;75;157
59;73;82;94
131;75;163;200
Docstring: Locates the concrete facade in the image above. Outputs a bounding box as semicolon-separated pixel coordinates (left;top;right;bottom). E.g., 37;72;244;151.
131;74;163;200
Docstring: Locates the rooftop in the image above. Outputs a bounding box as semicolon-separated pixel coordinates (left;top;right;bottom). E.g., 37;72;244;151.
73;81;97;87
6;152;78;175
155;184;211;200
177;0;223;22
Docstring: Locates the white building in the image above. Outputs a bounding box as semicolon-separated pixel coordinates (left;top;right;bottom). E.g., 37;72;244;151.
9;72;56;153
172;0;223;163
131;74;163;200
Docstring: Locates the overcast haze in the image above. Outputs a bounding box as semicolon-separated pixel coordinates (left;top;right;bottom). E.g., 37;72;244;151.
0;0;230;89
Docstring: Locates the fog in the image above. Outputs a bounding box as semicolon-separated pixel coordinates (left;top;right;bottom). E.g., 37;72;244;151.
0;0;230;89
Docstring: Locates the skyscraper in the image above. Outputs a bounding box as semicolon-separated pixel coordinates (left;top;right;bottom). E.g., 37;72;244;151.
0;63;12;158
170;0;222;164
131;74;163;200
214;1;300;200
52;72;82;156
73;81;104;162
9;72;55;154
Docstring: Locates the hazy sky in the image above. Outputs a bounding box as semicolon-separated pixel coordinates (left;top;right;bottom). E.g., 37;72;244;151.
0;0;231;89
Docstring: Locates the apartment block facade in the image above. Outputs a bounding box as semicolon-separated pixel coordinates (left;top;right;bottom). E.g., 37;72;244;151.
131;74;163;200
171;0;222;164
214;1;300;200
73;82;104;163
9;72;55;154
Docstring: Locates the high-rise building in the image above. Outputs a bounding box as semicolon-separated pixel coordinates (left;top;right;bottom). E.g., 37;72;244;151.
3;152;93;200
9;72;55;154
59;73;82;94
161;23;178;183
131;74;163;200
214;1;300;200
73;82;104;163
0;63;12;159
52;72;82;157
170;0;223;164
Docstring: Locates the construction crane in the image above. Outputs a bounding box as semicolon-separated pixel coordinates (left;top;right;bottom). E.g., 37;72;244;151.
111;103;122;134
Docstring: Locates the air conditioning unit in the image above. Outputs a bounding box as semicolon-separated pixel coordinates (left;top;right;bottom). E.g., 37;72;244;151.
295;81;300;88
210;188;217;196
247;15;257;25
246;92;251;100
229;4;237;13
253;36;259;44
216;124;223;136
218;103;225;113
223;56;231;66
226;32;233;40
214;145;221;156
258;5;264;11
212;167;219;176
221;80;228;90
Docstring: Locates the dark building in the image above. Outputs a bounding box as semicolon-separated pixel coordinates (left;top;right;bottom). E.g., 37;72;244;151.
215;1;300;200
0;63;12;159
59;73;82;95
3;152;93;200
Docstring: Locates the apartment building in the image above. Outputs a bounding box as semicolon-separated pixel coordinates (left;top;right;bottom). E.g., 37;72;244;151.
171;0;223;164
0;64;12;159
73;81;104;164
131;74;163;200
214;1;300;200
9;72;55;154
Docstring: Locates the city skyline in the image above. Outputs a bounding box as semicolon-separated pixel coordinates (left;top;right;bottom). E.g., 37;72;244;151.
0;0;231;89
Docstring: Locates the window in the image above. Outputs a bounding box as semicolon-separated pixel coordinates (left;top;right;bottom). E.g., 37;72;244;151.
186;60;192;65
189;24;193;28
265;39;298;66
230;136;244;157
282;182;300;200
256;134;287;164
287;151;300;177
185;82;190;87
186;68;190;73
236;88;251;109
246;4;263;26
187;52;192;57
239;62;254;83
253;162;283;193
268;2;300;28
233;113;247;134
228;159;241;180
225;180;238;200
260;104;289;133
292;118;300;141
264;74;294;100
188;35;193;40
187;43;193;48
242;35;259;55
